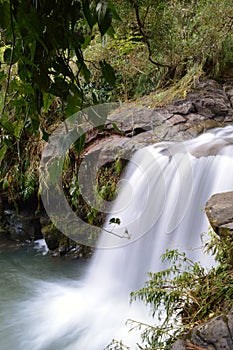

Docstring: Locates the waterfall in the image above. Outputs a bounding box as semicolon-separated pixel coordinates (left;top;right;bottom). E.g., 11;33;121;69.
7;126;233;349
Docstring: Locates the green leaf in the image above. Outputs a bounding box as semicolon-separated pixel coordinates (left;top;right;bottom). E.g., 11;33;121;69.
18;63;32;81
40;127;50;142
12;120;24;138
4;48;12;64
0;144;8;166
30;114;40;132
0;114;15;134
106;24;116;38
42;93;55;112
0;70;4;80
108;2;122;22
99;60;116;86
3;44;21;65
92;91;99;104
109;217;121;225
79;62;91;82
66;86;83;117
0;3;10;30
111;122;123;135
2;177;9;190
11;98;27;108
50;78;69;99
81;34;92;50
0;70;6;84
73;129;86;154
96;1;112;36
82;0;96;30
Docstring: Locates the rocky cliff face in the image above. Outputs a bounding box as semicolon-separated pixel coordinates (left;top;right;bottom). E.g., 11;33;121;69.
85;78;233;164
206;192;233;238
171;192;233;350
1;78;233;257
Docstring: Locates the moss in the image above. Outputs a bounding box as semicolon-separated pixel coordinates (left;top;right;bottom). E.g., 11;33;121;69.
96;159;127;202
42;224;61;251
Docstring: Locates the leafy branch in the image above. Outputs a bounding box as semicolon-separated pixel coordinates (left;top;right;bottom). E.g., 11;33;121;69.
129;231;233;349
128;0;170;68
1;0;15;118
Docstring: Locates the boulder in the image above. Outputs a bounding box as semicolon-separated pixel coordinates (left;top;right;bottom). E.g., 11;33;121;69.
205;192;233;236
5;78;232;255
3;210;42;242
171;192;233;350
41;221;93;258
171;308;233;350
84;78;233;167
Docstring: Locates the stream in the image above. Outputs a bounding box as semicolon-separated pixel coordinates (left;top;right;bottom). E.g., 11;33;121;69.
1;126;233;349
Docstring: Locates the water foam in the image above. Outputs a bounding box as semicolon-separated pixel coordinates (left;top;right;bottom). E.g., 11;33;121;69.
5;126;233;349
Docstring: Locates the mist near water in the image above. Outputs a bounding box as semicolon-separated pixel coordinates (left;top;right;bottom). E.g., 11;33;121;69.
1;126;233;349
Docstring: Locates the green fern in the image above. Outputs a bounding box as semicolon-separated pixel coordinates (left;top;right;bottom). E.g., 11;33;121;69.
22;170;37;200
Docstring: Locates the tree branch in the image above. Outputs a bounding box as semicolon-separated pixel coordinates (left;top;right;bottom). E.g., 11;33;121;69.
128;0;170;68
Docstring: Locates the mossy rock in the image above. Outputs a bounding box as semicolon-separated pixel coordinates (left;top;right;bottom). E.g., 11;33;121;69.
42;224;61;250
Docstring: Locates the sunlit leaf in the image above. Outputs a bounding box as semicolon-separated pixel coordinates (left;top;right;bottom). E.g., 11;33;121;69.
96;1;112;36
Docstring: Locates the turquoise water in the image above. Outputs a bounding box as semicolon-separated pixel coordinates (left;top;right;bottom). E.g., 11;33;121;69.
0;242;87;350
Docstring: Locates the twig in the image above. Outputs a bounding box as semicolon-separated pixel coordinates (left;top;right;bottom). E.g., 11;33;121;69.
186;341;207;350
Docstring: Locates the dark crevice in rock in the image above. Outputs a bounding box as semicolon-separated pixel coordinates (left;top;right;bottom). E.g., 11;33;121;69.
1;78;233;259
125;125;152;137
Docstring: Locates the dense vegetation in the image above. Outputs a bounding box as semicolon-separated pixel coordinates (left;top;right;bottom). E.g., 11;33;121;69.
106;230;233;349
0;0;233;205
1;1;233;348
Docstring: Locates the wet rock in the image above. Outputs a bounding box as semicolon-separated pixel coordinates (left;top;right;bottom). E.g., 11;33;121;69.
205;192;233;235
42;223;61;250
107;105;154;135
190;311;233;350
171;308;233;350
171;190;233;350
171;339;186;350
8;78;233;257
3;210;42;242
41;222;93;258
205;191;233;266
165;114;187;125
187;80;231;119
167;100;196;115
96;78;233;167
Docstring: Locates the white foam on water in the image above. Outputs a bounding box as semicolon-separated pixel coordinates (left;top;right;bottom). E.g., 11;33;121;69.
4;126;233;350
34;239;49;255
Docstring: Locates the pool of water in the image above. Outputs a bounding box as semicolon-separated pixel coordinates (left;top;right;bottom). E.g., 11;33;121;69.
0;241;88;350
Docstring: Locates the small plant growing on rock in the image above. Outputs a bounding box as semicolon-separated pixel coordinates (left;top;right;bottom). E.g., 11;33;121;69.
111;230;233;349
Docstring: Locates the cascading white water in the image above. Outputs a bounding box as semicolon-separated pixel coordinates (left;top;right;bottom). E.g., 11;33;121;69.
4;126;233;350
